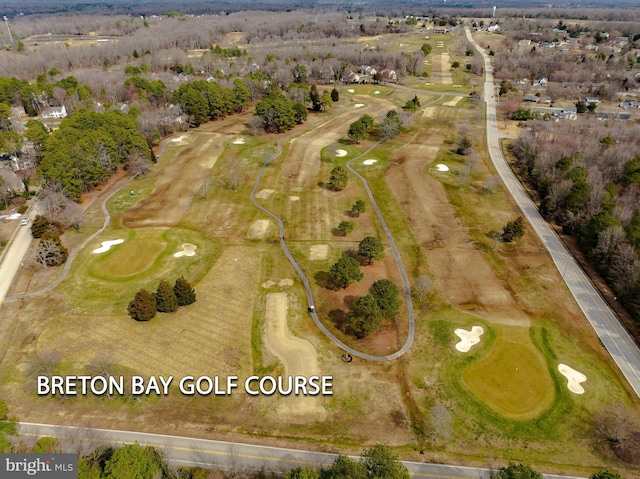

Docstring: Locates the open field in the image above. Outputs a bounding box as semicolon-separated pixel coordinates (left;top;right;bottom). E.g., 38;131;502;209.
1;24;639;478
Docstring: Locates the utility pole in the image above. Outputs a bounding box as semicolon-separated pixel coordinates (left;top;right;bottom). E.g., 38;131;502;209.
3;16;13;45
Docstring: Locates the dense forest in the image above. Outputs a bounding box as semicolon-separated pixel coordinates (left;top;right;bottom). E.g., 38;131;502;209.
511;121;640;322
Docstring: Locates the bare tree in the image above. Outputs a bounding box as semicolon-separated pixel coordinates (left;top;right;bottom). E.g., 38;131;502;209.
609;243;640;297
414;276;435;304
63;202;84;231
594;225;625;266
38;181;71;222
593;405;640;465
223;156;245;192
127;154;152;177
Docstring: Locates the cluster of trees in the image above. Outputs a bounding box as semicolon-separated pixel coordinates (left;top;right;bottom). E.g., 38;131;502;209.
38;109;152;199
173;79;250;127
350;279;401;337
335;200;366;236
348;114;375;144
253;91;307;133
328;166;349;191
347;110;406;144
127;277;196;321
285;444;410;479
502;216;526;242
511;120;640;322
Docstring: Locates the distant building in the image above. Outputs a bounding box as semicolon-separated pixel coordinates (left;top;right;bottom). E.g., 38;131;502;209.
41;105;67;119
487;24;500;33
433;26;449;34
379;69;398;83
523;95;540;103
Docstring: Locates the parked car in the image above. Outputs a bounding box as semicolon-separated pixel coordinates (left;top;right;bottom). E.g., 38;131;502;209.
21;218;28;226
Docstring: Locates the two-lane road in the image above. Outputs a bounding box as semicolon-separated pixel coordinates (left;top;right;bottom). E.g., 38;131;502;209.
17;423;584;479
0;204;38;303
465;27;640;398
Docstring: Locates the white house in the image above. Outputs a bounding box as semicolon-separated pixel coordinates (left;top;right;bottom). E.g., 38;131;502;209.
41;105;67;119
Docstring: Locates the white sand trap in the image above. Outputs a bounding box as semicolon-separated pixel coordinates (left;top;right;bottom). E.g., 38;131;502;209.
289;196;300;201
443;96;463;107
363;159;378;165
8;213;21;220
373;90;380;94
454;326;484;352
171;135;185;142
354;103;365;108
309;244;329;260
558;364;587;394
436;164;449;172
232;138;245;145
255;189;275;199
335;149;347;157
92;239;124;254
347;88;355;93
247;219;270;239
174;243;197;258
278;278;294;287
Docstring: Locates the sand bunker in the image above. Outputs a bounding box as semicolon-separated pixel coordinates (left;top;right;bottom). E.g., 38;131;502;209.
171;135;186;143
7;213;21;220
363;159;378;165
309;244;329;260
289;196;300;201
347;88;355;93
443;96;463;107
232;138;245;145
247;219;270;239
335;149;347;157
255;189;275;199
354;103;365;108
278;278;294;287
454;326;484;352
262;280;276;289
423;107;436;119
92;239;124;254
373;90;380;94
558;364;587;394
436;164;450;172
174;243;197;258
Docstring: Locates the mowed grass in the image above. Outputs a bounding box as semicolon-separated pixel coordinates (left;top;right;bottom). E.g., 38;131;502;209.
38;245;260;379
94;237;166;278
462;334;556;419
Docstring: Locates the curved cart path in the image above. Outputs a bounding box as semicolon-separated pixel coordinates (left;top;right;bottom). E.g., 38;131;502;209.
249;96;442;361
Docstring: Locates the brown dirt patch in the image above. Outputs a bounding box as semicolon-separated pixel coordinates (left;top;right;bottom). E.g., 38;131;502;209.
123;132;225;228
263;292;325;418
247;219;271;239
385;138;530;326
309;244;329;260
431;53;453;85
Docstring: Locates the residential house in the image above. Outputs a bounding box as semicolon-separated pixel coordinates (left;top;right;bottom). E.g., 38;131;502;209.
487;24;500;33
41;105;67;119
379;69;398;83
532;77;548;88
523;95;540;103
342;68;360;83
433;26;449;34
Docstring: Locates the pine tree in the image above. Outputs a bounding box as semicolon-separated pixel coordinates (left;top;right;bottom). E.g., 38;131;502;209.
173;276;196;306
127;289;157;321
156;280;178;313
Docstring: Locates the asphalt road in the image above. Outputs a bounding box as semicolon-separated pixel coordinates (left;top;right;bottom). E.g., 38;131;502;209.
0;203;38;303
465;27;640;398
17;422;584;479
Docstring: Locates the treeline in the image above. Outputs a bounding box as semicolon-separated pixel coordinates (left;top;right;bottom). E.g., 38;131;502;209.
511;120;640;321
38;109;152;199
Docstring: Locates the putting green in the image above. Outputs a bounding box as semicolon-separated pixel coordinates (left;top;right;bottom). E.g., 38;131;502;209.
94;238;166;278
462;339;555;420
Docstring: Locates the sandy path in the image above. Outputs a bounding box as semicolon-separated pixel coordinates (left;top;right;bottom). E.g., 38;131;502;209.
264;292;325;417
385;142;530;326
123;132;225;228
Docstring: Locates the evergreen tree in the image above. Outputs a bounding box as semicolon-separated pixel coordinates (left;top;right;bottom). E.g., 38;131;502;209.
351;199;366;217
369;279;401;319
30;215;51;238
156;280;178;313
331;88;339;102
174;276;196;306
502;216;525;242
330;256;363;289
336;221;355;236
328;166;348;191
127;289;157;321
358;236;384;264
